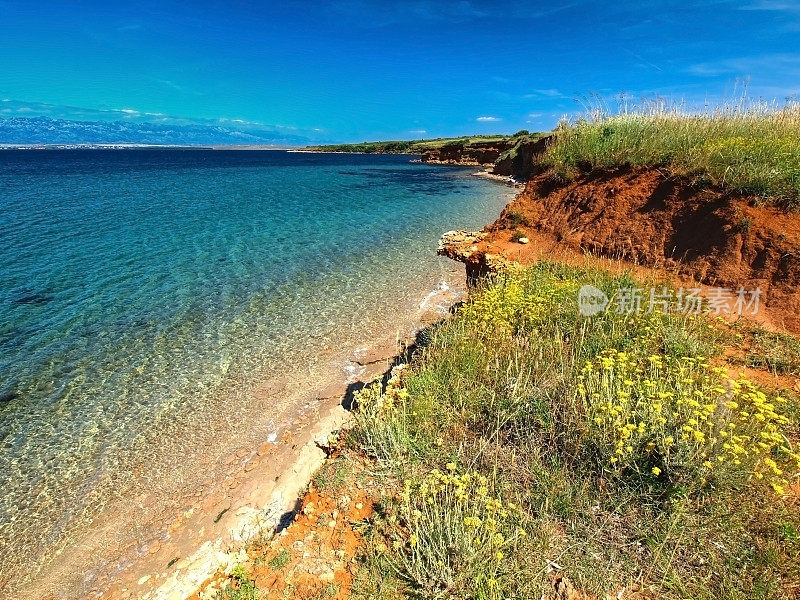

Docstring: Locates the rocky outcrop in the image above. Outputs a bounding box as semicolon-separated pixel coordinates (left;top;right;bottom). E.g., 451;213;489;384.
437;230;515;283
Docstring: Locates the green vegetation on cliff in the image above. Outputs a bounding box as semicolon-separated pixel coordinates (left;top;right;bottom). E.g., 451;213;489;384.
542;103;800;205
305;133;529;154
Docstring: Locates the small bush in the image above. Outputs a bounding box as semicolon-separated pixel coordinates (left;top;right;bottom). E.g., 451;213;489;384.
349;365;414;464
579;350;799;493
377;466;526;599
218;565;259;600
504;210;529;228
268;549;290;570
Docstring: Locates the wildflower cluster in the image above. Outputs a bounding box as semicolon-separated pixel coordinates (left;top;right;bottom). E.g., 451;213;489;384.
579;350;800;493
380;465;526;599
461;273;556;337
350;365;411;462
353;364;409;413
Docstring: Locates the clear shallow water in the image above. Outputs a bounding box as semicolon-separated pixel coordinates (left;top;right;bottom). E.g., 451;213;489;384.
0;149;509;586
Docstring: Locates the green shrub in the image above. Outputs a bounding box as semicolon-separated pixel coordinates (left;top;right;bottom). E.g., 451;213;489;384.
504;210;529;228
378;467;526;599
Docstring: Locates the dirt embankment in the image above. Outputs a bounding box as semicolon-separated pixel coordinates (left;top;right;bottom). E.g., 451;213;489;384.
491;135;551;179
441;166;800;332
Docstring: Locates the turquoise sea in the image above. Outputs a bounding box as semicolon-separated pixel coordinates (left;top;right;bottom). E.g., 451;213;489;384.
0;149;509;591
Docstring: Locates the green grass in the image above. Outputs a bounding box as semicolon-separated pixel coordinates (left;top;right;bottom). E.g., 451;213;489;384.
348;262;800;600
267;548;290;570
312;456;350;495
542;101;800;206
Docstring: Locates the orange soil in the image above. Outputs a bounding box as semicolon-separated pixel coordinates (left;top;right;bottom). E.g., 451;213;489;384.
447;166;800;333
189;454;377;600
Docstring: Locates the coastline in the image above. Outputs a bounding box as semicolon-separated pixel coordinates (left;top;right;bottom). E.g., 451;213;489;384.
1;155;517;600
14;248;498;600
114;173;515;600
470;169;524;187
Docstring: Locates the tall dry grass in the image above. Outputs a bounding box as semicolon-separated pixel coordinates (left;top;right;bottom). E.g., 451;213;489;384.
543;100;800;206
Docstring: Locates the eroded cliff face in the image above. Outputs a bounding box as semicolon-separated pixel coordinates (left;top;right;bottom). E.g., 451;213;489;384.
491;135;551;179
419;141;513;166
439;167;800;332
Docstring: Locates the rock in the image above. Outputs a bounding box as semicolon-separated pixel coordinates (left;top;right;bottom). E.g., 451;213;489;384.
318;567;336;583
315;382;346;400
352;343;398;366
137;575;151;586
174;558;190;570
257;442;272;456
517;237;529;244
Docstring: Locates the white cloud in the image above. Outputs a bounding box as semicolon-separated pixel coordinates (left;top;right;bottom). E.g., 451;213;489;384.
688;53;800;77
528;88;563;98
476;116;500;122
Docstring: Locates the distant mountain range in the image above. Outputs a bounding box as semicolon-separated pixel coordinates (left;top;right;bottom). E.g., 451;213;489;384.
0;116;311;146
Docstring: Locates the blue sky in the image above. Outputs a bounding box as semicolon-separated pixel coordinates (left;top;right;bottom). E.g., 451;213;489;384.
1;0;799;143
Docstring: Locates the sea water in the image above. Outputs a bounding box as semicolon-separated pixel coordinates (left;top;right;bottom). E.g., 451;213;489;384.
0;149;509;591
